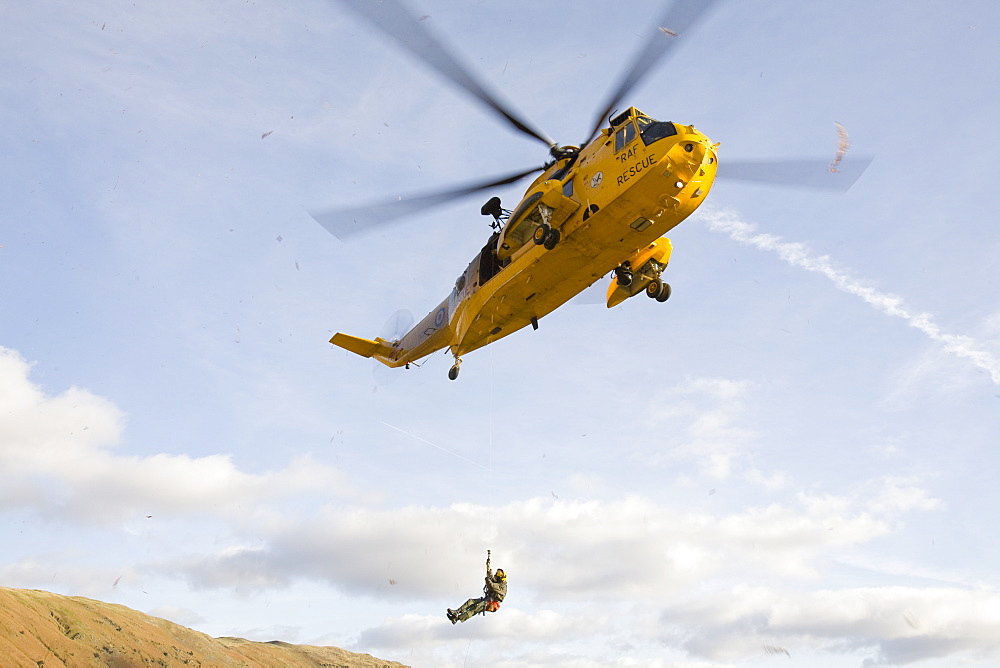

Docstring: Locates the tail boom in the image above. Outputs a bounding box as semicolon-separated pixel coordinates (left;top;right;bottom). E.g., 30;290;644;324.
330;298;454;368
329;333;408;368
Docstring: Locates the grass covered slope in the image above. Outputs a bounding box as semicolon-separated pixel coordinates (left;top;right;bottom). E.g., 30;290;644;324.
0;587;406;667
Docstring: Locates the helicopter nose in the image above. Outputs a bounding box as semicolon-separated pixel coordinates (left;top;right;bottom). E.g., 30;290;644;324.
656;129;717;215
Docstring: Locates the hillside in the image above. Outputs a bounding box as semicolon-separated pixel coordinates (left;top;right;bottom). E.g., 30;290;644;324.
0;587;407;667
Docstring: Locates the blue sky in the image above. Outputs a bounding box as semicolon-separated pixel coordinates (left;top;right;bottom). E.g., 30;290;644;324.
2;0;999;666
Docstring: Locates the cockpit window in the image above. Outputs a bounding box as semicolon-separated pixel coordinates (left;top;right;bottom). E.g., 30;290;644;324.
636;115;677;145
614;121;637;152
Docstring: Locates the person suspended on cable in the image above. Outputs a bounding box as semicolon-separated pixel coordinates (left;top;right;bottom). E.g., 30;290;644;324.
447;550;506;624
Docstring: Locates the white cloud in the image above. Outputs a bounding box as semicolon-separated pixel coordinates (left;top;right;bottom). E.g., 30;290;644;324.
744;467;788;490
166;478;937;602
699;208;1000;385
3;345;986;666
354;609;623;668
356;608;592;648
352;581;1000;666
644;377;788;492
885;309;1000;402
656;585;1000;665
145;605;206;628
0;346;362;524
869;477;939;515
645;377;757;479
0;552;133;600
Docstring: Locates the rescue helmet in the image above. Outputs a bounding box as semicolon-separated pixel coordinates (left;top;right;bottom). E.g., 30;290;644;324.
495;569;506;579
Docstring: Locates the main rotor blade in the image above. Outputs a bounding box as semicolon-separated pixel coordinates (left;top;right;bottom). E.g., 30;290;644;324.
717;156;874;191
311;165;544;240
334;0;554;148
584;0;722;144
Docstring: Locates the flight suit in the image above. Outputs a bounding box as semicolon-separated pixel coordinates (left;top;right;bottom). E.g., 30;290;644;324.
449;570;506;623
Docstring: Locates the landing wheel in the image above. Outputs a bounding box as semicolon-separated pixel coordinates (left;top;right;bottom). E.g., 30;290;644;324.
646;279;671;302
448;364;460;381
543;227;560;250
533;224;551;245
615;266;633;288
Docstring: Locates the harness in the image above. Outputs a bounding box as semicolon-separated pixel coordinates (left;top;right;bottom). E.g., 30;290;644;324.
481;577;503;614
480;551;504;615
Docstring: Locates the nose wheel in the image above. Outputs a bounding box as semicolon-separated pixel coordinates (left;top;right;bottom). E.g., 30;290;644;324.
532;224;561;250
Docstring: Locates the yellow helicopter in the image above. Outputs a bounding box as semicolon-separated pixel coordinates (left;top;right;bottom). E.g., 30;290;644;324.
313;0;869;380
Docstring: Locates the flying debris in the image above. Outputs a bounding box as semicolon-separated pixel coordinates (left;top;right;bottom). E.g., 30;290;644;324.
659;27;678;36
828;122;850;172
763;645;791;657
261;130;273;139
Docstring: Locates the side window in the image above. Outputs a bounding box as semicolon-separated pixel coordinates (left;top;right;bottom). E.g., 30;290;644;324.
562;178;574;197
614;121;636;152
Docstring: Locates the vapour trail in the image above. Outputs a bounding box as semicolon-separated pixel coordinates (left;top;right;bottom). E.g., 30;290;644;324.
698;208;1000;385
380;421;488;469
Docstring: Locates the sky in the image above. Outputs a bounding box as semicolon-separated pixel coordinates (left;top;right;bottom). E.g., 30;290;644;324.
2;0;999;666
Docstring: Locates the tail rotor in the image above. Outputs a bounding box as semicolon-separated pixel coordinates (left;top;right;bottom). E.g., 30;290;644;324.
372;309;415;388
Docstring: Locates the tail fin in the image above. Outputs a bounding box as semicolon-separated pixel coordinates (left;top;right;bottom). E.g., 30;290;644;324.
330;333;402;367
331;298;453;369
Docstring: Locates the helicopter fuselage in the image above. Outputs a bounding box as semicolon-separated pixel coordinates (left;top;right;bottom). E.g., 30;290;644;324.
330;107;718;373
